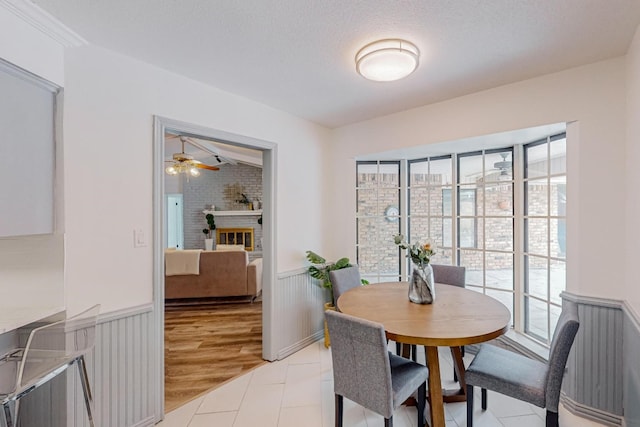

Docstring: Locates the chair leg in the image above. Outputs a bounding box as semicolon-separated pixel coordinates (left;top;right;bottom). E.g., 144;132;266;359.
77;355;96;427
466;385;473;427
417;382;426;427
411;344;417;362
453;345;465;382
335;394;343;427
546;410;559;427
481;388;487;410
385;415;393;427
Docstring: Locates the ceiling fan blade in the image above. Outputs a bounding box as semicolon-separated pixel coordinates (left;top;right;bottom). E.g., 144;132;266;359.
184;137;238;165
196;163;220;171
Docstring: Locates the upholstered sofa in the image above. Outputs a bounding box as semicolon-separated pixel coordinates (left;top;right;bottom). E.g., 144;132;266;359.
165;249;262;300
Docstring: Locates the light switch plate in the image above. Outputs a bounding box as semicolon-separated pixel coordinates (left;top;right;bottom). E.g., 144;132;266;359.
134;229;146;247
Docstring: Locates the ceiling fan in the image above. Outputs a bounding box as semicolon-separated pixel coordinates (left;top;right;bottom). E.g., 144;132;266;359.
165;137;220;177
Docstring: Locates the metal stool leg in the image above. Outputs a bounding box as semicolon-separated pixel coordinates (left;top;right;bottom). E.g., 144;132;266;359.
3;400;16;427
76;355;95;427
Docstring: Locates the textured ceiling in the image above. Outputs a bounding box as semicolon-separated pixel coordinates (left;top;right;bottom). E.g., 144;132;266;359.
33;0;640;128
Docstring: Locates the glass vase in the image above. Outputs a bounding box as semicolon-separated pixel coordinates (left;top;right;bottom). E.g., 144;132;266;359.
408;263;435;304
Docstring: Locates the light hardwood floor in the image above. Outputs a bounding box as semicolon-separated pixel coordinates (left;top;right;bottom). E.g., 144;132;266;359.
164;300;264;412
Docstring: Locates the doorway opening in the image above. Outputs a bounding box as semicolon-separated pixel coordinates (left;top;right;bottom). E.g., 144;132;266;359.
153;116;277;416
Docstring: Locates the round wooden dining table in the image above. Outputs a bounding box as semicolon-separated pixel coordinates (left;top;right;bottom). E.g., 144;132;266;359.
337;282;511;427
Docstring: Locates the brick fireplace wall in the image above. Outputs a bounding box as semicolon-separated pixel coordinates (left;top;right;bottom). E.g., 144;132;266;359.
182;163;263;255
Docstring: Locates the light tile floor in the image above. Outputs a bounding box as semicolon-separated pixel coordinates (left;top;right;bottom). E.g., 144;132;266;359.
158;340;604;427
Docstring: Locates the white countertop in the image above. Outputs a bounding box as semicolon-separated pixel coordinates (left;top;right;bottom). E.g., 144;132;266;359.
0;306;66;333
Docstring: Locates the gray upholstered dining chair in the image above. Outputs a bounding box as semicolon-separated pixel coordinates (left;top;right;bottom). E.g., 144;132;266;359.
325;310;428;427
432;264;466;381
465;300;579;427
329;265;363;305
398;264;466;378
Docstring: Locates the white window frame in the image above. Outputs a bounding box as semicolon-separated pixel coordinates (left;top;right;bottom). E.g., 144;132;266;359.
355;131;567;347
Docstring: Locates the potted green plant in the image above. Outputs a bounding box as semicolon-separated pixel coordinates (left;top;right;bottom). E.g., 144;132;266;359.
202;213;216;250
305;250;368;348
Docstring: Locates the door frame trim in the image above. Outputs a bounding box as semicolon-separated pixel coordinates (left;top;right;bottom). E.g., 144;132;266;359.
152;116;278;418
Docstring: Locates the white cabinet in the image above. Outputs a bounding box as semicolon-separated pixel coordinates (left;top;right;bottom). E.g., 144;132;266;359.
0;59;59;237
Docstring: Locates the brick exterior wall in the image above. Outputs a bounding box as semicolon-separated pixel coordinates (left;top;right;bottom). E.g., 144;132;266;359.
182;163;263;259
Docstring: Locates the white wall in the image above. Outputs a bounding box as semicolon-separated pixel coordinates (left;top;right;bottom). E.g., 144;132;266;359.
330;58;627;301
626;25;640;315
0;5;64;85
0;4;66;312
62;45;331;314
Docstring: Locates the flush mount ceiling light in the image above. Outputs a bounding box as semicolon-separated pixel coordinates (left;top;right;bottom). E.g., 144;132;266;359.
355;39;420;82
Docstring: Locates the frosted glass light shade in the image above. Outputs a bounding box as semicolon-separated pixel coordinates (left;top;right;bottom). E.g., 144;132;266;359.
356;39;420;82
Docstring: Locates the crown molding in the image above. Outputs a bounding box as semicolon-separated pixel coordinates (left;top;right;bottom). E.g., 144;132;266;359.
0;0;87;47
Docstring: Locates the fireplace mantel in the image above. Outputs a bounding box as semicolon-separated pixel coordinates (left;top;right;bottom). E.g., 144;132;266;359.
203;209;262;217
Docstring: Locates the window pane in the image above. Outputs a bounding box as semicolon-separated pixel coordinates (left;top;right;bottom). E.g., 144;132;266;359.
550;137;566;175
378;189;399;216
486;289;514;326
485;252;513;290
550;259;566;305
526;179;548;216
442;217;452;247
430;157;453;185
459;155;482;184
526;143;547;179
485;218;513;251
526;255;548;300
458;186;478;216
378;162;400;188
428;217;444;246
409;160;428;186
357;244;399;277
442;188;452;216
526;218;548;256
549;218;566;259
484;151;512;183
428;186;447;216
485;183;513;216
357;189;377;215
459;249;483;286
550;178;566;216
409;216;429;242
357;217;381;247
357;162;378;188
550;304;562;342
431;247;452;265
525;296;549;342
409;187;428;214
459;217;481;248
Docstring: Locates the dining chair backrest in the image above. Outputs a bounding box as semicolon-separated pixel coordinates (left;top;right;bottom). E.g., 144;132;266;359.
431;264;465;288
329;265;362;304
544;299;580;411
17;304;100;393
325;309;394;418
1;305;100;427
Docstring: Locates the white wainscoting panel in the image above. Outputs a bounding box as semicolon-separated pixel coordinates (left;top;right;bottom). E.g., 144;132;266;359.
16;304;156;427
562;293;624;426
274;268;327;359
